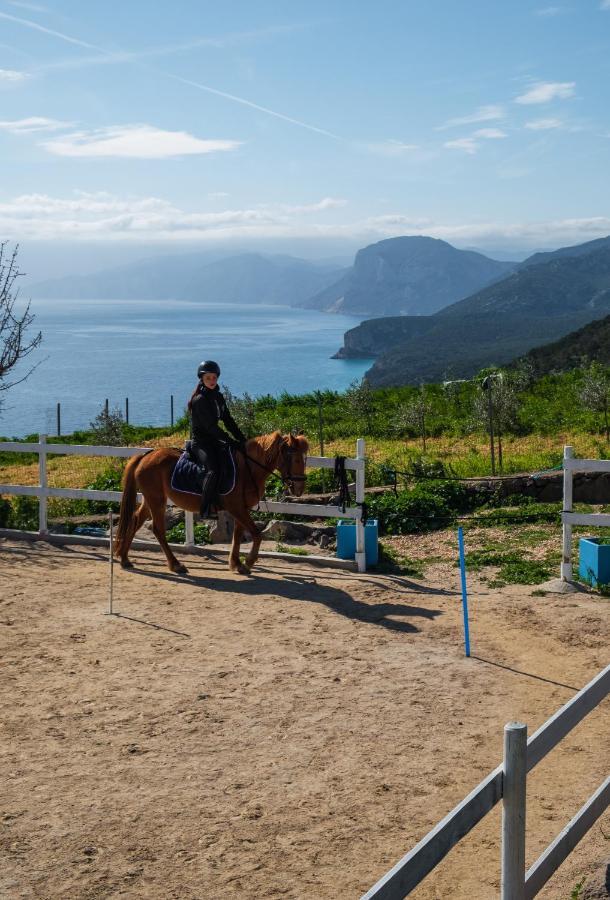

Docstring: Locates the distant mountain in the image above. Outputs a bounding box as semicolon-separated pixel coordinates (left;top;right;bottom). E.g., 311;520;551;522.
333;236;610;386
299;236;515;316
29;251;346;305
514;312;610;376
179;254;347;306
519;235;610;270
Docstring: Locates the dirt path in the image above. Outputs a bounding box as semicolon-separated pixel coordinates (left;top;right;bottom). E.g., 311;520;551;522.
1;537;608;899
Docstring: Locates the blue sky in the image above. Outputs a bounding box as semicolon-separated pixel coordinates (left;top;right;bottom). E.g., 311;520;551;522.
1;0;610;264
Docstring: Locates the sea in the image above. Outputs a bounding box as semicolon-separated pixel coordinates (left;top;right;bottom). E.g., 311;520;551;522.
1;298;372;439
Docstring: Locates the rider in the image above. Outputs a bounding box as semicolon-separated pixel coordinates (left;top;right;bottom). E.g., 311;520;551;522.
188;360;247;516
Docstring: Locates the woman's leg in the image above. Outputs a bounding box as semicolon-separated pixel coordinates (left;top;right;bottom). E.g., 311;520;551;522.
191;441;221;516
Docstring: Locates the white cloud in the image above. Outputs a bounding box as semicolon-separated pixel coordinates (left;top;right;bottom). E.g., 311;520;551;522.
524;117;563;130
473;128;507;139
0;68;28;82
4;190;609;251
444;137;479;154
0;116;72;133
515;81;575;104
535;6;565;16
601;1;610;9
41;125;242;159
436;105;505;131
0;191;347;241
365;139;420;156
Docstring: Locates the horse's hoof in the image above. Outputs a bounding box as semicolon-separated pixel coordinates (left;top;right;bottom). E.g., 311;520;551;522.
120;559;134;570
173;564;188;575
238;562;251;576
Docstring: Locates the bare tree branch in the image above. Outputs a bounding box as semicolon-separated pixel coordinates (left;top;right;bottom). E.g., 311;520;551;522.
0;242;42;400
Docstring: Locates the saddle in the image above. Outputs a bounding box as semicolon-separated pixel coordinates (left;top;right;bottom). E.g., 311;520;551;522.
170;441;237;499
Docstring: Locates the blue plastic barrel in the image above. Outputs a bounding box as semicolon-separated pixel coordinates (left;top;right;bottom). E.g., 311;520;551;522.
336;519;379;565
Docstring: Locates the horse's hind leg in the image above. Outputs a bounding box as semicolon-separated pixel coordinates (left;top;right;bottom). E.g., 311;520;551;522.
151;504;188;575
118;500;150;569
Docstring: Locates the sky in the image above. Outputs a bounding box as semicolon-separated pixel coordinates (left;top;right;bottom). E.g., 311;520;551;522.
1;0;610;273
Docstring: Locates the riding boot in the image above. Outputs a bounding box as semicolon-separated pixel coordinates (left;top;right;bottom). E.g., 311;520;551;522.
199;471;218;518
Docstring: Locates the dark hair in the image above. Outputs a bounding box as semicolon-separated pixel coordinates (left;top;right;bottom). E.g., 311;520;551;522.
187;381;203;413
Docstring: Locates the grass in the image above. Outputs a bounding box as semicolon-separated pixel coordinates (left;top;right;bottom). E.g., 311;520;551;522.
375;544;425;577
276;542;309;556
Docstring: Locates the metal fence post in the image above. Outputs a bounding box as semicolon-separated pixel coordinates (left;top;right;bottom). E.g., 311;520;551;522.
125;397;129;425
355;438;366;573
561;445;574;581
56;403;61;437
38;433;48;535
171;394;174;428
502;722;527;900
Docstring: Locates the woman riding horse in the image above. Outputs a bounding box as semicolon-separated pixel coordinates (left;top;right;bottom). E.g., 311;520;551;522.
188;360;246;516
113;427;308;575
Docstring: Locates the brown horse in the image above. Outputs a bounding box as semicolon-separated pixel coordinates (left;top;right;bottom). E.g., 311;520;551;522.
113;431;308;575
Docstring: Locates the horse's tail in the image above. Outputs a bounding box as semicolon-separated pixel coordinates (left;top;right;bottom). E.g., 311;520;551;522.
114;452;147;557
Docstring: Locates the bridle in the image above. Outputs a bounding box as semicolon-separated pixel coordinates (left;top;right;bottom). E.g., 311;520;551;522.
243;437;306;491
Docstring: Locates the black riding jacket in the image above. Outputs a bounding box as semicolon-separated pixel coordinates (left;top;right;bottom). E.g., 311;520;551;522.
190;385;245;446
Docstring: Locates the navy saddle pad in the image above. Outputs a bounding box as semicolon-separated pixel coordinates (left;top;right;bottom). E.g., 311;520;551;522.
170;444;237;498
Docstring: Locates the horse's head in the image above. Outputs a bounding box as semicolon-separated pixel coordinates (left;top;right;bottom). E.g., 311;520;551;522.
278;432;308;497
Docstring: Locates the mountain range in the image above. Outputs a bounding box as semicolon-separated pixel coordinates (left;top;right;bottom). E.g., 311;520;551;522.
338;235;610;386
300;235;515;316
29;251;347;306
27;233;610;389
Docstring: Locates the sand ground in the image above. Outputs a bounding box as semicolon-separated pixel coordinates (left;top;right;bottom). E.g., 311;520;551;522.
1;536;608;900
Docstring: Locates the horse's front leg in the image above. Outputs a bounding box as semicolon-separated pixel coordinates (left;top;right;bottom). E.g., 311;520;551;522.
151;506;188;575
228;510;262;573
229;521;249;575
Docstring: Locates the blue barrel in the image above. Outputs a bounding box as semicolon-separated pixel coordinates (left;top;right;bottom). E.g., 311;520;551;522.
336;519;379;566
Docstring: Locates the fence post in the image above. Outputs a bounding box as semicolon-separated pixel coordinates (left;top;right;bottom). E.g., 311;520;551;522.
56;402;61;437
125;397;129;425
38;433;48;535
184;511;195;546
502;722;527;900
171;394;174;428
355;438;366;573
561;445;574;581
105;398;109;418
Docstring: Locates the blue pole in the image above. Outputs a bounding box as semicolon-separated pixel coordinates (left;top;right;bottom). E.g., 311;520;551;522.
458;526;471;657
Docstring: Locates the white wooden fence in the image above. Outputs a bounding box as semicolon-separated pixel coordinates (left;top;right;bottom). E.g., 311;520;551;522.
561;444;610;581
362;663;610;899
0;434;368;571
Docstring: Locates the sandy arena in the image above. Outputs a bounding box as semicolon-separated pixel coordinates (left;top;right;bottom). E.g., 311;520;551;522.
1;536;609;899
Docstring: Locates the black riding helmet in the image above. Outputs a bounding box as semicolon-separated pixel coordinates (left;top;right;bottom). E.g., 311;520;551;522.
197;360;220;378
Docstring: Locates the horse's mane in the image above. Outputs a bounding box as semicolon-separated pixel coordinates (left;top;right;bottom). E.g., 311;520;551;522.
246;431;307;465
248;430;283;467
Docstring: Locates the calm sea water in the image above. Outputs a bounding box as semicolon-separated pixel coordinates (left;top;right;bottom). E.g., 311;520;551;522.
1;299;371;439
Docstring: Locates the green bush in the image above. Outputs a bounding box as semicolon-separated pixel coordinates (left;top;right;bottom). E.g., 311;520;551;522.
9;495;39;530
366;481;473;535
0;497;11;527
166;521;210;544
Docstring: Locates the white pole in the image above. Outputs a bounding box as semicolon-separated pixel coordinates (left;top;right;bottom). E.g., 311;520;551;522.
108;509;114;615
38;433;48;536
501;722;527;900
355;438;366;573
561;445;574;581
185;510;195;546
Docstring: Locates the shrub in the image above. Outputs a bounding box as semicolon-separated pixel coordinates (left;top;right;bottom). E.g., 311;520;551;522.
9;495;39;530
366;481;473;535
0;497;11;527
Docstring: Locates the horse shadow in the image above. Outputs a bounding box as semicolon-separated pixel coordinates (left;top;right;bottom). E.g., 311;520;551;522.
128;562;443;634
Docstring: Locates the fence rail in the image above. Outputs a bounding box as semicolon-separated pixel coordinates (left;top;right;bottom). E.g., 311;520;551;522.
1;435;368;570
561;445;610;580
362;663;610;899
